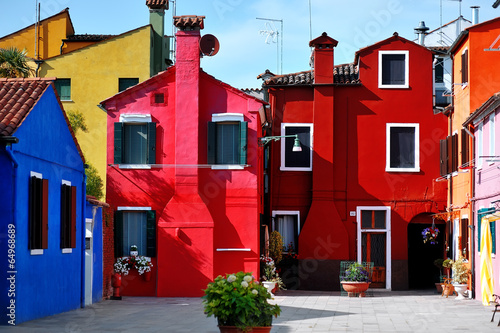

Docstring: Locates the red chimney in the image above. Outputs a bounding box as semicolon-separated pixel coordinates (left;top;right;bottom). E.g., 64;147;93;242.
309;32;338;84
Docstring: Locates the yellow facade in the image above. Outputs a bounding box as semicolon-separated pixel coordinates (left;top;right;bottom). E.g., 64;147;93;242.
39;26;153;189
0;9;74;59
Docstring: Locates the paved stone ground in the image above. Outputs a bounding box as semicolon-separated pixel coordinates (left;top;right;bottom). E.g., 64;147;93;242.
1;289;499;332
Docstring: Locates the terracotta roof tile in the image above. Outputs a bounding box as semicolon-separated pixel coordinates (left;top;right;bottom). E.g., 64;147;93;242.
263;63;360;86
64;34;115;42
146;0;169;9
0;78;53;136
173;15;205;30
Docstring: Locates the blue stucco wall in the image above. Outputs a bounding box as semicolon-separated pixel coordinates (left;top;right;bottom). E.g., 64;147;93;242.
0;86;85;325
85;202;103;304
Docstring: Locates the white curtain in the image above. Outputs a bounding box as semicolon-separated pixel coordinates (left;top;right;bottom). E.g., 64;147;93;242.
277;215;295;249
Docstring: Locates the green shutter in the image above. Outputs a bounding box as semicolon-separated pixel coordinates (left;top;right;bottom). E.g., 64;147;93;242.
239;121;248;165
146;210;156;257
207;122;216;164
478;208;496;254
114;211;124;257
147;122;156;164
114;122;123;164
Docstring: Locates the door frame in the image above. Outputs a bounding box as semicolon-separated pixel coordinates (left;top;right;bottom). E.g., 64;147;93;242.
356;206;391;290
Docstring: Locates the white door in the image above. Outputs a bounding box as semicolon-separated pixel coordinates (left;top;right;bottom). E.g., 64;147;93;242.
85;219;93;306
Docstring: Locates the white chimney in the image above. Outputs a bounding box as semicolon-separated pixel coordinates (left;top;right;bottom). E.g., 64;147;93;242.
471;6;480;25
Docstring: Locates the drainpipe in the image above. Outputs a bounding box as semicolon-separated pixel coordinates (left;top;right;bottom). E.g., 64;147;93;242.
4;140;19;232
464;126;475;298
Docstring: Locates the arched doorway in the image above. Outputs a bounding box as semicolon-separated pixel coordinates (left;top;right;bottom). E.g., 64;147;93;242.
408;213;446;289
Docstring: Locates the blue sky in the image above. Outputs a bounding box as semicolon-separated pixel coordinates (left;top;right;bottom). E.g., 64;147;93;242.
0;0;499;88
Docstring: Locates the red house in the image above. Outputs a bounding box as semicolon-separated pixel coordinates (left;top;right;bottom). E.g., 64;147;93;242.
101;16;266;296
261;32;447;291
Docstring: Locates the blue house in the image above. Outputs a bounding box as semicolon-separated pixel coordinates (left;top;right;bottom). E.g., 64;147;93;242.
0;77;87;325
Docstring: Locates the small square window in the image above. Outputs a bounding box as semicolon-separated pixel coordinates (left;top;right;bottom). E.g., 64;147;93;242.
154;93;164;104
55;79;71;100
118;78;139;92
379;51;409;88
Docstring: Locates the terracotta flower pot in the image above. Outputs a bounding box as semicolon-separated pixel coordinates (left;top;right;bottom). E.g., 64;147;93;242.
218;326;271;333
341;281;370;297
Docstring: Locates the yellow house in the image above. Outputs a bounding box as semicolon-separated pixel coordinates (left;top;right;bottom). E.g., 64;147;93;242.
0;1;171;195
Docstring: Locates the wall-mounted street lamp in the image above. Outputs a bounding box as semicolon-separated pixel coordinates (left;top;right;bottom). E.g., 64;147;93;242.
259;134;302;152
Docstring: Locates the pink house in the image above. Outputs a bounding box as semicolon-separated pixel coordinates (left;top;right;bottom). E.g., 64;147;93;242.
101;16;267;296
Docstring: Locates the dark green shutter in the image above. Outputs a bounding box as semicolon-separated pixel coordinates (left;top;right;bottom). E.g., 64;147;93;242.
207;122;216;164
146;210;156;257
114;211;124;257
478;208;496;254
239;121;248;165
114;122;123;164
147;122;156;164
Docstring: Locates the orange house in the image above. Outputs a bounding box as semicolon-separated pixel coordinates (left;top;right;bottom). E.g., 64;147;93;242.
440;16;500;298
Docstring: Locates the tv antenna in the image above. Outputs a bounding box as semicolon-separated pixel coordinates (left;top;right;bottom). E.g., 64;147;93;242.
257;17;283;75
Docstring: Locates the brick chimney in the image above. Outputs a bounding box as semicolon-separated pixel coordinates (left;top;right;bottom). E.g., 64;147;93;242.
146;0;169;75
309;32;338;84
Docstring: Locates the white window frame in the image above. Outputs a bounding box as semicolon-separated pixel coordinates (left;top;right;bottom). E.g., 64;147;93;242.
118;114;152;169
271;210;301;251
378;50;409;89
210;113;245;170
386;123;420;172
280;123;313;172
356;206;391;290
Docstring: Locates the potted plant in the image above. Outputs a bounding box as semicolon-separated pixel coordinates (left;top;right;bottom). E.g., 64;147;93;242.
422;226;439;244
451;255;469;300
441;258;455;297
131;256;154;281
203;272;281;332
130;245;138;257
433;258;444;293
340;262;371;297
260;256;285;296
269;231;283;264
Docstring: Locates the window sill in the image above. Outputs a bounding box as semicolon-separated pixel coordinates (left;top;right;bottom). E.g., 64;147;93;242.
118;164;152;170
379;84;409;89
62;248;73;254
60;99;74;103
211;165;245;170
30;249;43;255
385;167;420;173
280;167;312;172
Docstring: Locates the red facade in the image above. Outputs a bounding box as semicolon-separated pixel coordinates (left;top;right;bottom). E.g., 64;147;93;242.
102;16;266;296
263;33;447;290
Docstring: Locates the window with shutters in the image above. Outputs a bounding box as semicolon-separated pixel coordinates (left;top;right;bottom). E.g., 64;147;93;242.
29;172;48;254
114;209;156;257
478;208;496;254
114;114;156;168
386;123;419;172
461;129;470;168
439;133;458;176
280;123;312;171
207;113;247;169
54;79;71;100
61;181;77;251
379;50;409;89
461;49;468;84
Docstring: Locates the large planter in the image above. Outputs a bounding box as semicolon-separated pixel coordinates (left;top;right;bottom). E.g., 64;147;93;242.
341;281;370;297
218;326;271;333
453;283;468;300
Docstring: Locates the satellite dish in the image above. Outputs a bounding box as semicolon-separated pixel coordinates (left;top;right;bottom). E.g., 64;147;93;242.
199;34;220;56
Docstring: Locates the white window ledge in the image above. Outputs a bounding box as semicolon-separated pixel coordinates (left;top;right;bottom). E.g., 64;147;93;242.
211;165;245;170
216;248;251;252
385;167;420;173
62;248;72;254
30;249;43;255
118;164;151;169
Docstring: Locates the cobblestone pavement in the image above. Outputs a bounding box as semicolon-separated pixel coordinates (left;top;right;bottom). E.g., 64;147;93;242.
1;289;498;332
